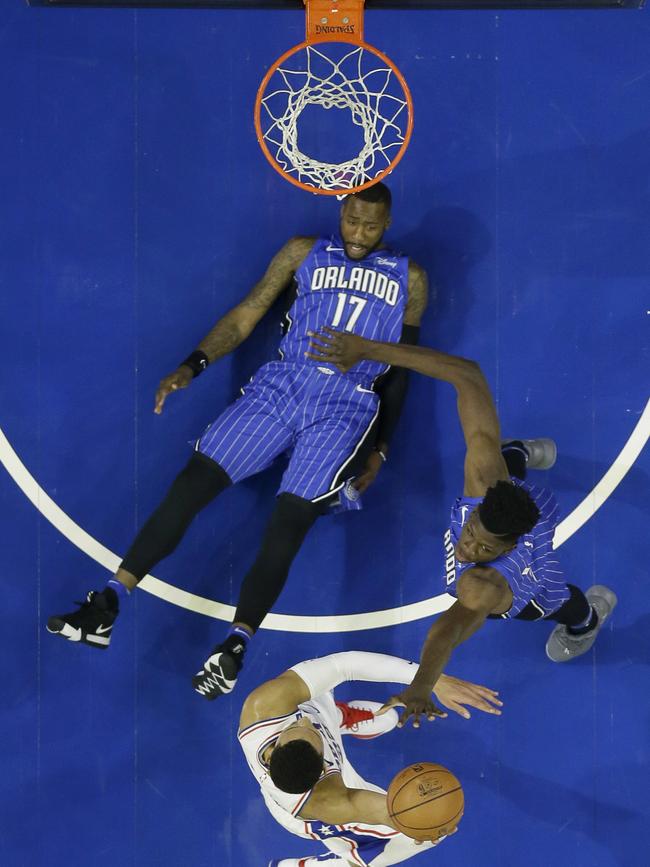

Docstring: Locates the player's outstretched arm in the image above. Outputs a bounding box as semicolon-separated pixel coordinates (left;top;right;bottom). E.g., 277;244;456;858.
306;331;508;497
241;651;423;734
154;236;314;414
351;261;430;492
382;567;511;728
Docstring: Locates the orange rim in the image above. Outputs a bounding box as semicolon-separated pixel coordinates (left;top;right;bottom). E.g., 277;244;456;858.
254;39;414;196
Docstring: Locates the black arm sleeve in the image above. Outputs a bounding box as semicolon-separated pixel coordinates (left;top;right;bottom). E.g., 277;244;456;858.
374;324;420;450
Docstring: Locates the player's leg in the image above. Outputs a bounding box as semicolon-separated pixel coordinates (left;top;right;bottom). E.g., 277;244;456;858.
126;368;295;587
47;372;293;650
501;438;557;480
119;452;231;584
46;452;231;648
545;583;617;662
192;492;324;698
193;378;379;699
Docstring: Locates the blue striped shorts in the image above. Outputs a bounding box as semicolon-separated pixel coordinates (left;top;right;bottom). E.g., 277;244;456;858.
196;362;379;504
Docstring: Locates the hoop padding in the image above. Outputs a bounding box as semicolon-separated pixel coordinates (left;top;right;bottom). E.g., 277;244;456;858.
254;40;413;196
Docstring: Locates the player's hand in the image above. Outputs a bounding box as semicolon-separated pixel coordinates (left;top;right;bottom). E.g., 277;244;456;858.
432;674;503;720
414;826;459;846
352;450;384;494
377;687;446;729
305;327;368;372
154;366;193;414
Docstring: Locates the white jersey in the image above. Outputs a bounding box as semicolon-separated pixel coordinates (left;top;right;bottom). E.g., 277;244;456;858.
238;653;440;865
237;690;391;840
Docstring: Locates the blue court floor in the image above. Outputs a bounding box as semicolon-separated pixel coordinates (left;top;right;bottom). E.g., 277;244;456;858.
1;2;649;865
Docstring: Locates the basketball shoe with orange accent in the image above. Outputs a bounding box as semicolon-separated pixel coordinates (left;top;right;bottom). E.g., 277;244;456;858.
335;700;399;739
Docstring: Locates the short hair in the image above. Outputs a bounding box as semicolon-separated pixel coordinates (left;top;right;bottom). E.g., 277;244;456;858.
349;181;392;212
478;480;540;540
269;739;324;794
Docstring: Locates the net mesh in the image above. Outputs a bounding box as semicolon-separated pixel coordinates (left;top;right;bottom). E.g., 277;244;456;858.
257;43;411;192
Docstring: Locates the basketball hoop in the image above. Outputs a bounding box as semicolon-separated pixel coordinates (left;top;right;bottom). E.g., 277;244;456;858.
254;0;413;196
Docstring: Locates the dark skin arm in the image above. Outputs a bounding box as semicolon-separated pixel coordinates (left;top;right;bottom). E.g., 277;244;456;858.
315;260;430;495
380;568;512;726
306;332;508;497
154;236;314;413
240;666;503;732
307;333;513;725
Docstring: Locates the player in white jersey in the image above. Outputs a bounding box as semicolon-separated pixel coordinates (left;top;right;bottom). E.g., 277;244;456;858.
238;651;502;866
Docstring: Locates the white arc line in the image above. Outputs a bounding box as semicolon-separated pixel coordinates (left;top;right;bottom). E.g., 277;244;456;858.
553;398;650;548
1;398;648;633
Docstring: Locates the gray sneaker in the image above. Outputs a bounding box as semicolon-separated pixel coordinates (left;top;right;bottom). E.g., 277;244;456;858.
545;585;617;663
502;438;557;470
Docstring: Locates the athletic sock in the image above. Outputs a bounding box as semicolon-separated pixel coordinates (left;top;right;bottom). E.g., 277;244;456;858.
568;606;599;636
105;579;130;608
225;625;252;650
501;441;528;480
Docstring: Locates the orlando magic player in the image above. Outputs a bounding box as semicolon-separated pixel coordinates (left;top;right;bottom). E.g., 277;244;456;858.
238;650;501;866
47;183;429;700
306;332;617;726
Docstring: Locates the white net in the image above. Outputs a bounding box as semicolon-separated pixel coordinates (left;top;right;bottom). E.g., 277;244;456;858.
257;43;411;192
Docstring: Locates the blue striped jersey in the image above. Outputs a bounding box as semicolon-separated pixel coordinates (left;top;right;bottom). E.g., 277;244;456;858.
279;235;408;387
441;478;570;617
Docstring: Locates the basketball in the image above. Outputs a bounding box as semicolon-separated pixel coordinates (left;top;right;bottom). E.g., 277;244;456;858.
387;763;464;840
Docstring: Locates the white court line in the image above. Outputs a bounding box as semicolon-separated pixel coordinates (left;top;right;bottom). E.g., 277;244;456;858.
552;398;650;547
1;397;648;633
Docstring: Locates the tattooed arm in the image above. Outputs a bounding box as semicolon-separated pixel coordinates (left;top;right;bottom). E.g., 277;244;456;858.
197;236;315;362
403;260;429;328
154;236;314;413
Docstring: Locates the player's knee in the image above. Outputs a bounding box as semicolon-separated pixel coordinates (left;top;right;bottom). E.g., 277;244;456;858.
171;452;232;502
275;492;324;525
186;451;232;486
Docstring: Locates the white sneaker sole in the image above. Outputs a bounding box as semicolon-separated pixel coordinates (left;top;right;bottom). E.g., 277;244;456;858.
46;621;111;647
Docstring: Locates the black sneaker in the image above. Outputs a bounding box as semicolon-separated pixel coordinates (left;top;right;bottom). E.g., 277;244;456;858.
46;589;118;650
192;634;246;700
